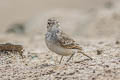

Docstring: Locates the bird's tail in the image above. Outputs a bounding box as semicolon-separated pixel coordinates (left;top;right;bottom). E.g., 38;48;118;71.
78;50;93;60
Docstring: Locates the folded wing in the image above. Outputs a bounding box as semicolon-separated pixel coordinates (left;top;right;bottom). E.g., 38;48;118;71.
57;31;82;50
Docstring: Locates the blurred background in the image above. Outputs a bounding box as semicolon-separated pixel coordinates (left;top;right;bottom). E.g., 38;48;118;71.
0;0;120;49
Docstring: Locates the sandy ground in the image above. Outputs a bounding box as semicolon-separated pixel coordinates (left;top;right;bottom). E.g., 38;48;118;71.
0;37;120;80
0;0;120;80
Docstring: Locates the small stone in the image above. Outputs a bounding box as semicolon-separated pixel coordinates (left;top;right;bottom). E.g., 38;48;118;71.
96;50;102;55
115;40;120;44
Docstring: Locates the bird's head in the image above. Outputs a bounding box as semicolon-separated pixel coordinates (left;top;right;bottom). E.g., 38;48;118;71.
47;17;60;31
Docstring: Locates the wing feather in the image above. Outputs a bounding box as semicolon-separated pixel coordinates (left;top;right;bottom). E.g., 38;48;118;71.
56;31;82;50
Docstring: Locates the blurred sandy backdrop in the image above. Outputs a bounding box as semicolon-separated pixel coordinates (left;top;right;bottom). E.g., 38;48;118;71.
0;0;120;38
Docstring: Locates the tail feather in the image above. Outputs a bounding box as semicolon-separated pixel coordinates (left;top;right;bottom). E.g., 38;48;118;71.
78;50;93;60
74;46;82;50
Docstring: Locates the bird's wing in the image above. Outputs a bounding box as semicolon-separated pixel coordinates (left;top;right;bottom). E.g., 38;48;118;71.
56;31;82;50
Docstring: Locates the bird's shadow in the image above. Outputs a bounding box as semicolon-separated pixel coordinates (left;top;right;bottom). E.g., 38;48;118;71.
74;58;92;64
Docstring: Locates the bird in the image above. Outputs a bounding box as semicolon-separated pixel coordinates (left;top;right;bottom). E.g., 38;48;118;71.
45;17;92;63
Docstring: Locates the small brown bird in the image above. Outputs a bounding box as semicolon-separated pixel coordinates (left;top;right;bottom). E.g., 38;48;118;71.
45;17;92;63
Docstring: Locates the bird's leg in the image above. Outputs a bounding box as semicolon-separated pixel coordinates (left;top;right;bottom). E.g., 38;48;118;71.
67;53;75;62
80;51;93;60
59;56;63;64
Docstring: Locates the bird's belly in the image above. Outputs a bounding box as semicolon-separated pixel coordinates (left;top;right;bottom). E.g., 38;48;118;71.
52;45;73;56
46;40;74;56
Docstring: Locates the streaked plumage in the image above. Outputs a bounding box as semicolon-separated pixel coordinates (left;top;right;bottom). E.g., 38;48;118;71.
45;17;92;63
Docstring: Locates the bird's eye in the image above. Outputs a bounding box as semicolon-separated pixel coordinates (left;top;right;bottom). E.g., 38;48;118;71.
48;22;50;25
